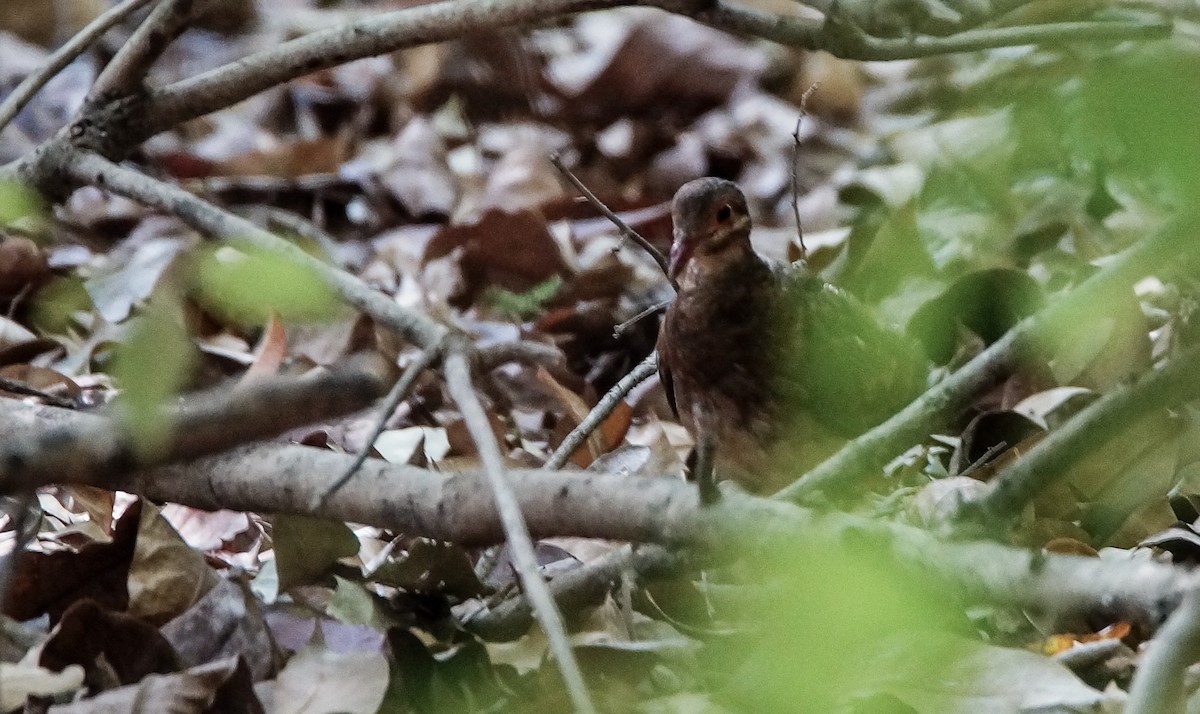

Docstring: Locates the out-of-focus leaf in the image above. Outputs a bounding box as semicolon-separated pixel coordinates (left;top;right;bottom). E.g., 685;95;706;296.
46;657;263;714
0;235;49;302
908;268;1044;365
0;180;45;226
111;296;195;456
193;245;339;325
713;540;956;712
328;575;400;631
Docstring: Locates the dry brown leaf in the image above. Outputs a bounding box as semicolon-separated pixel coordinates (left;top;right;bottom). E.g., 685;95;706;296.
126;501;221;626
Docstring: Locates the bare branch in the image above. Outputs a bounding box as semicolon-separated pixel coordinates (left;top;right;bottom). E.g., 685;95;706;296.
61;151;449;349
0;397;1195;633
0;357;388;494
464;544;685;641
442;351;596;714
476;340;565;371
692;1;1170;61
0;0;157;133
1125;588;1200;714
88;0;196;101
312;349;438;510
141;0;641;139
549;154;674;285
545;353;658;469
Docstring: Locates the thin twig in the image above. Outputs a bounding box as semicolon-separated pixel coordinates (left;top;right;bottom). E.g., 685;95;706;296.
548;154;674;286
88;0;195;101
1125;588;1200;714
545;353;658;470
476;340;564;371
442;351;596;714
464;544;684;640
237;205;346;268
954;440;1007;480
614;301;671;338
790;82;819;257
312;350;437;511
62;151;449;349
0;0;157;133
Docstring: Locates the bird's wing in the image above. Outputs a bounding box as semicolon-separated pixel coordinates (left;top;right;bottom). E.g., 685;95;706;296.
779;268;928;436
655;312;679;418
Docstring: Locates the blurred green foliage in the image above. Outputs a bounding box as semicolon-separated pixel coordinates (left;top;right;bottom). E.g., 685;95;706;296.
706;543;955;712
0;181;45;229
192;245;339;325
110;293;196;457
486;275;563;320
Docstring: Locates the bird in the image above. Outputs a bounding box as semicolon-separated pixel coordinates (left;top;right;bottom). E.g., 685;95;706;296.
655;178;929;502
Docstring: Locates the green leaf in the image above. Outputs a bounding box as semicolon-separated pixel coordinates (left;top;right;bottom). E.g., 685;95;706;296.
193;245;339;325
328;576;400;630
111;295;195;458
486;275;562;319
272;514;359;591
0;181;45;228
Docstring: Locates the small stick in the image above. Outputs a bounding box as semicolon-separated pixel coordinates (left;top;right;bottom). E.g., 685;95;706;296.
954;440;1007;481
790;82;819;258
613;300;672;338
0;0;157;133
88;0;195;101
443;351;597;714
311;350;437;511
548;154;675;288
545;353;659;470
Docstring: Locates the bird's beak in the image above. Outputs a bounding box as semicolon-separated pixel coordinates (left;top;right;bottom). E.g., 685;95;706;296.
668;239;693;281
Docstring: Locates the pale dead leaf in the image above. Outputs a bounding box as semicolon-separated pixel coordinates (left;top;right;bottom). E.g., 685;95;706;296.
272;646;388;714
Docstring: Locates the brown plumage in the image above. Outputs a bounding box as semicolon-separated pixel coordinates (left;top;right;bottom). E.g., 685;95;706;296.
656;178;928;501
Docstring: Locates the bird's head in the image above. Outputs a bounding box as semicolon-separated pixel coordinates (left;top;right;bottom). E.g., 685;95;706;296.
668;178;753;283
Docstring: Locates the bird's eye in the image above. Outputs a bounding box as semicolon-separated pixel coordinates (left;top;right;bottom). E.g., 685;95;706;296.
716;205;732;222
